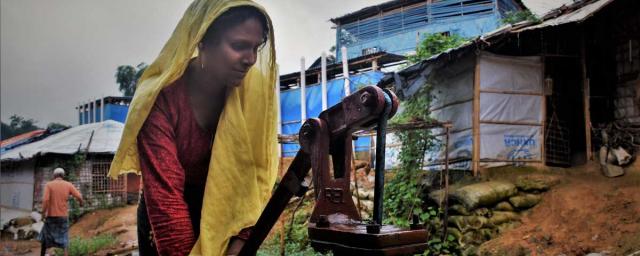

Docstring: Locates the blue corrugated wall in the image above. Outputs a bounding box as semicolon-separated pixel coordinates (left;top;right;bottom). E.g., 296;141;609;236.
336;0;508;60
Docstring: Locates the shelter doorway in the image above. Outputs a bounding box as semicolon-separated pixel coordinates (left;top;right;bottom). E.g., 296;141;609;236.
544;57;587;167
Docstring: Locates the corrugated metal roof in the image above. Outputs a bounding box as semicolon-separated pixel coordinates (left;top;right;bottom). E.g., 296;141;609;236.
515;0;614;32
1;120;123;161
519;0;576;17
1;130;46;149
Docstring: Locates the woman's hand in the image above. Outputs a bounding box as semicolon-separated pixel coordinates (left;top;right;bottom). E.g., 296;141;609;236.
226;237;246;256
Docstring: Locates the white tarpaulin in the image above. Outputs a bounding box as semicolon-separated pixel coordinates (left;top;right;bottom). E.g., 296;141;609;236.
1;120;124;161
478;52;543;163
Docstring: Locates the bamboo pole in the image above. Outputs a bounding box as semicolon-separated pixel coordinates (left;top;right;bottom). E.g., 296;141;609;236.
472;56;481;176
581;35;593;160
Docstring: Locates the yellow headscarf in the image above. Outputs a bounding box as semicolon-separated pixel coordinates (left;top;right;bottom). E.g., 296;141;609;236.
107;1;279;255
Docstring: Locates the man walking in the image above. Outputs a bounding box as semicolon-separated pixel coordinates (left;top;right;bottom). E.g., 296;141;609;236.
39;168;83;256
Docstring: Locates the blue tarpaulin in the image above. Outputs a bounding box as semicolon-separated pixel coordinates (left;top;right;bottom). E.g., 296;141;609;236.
280;71;384;156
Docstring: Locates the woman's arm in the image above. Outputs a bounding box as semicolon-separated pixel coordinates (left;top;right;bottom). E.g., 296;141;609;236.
137;99;196;256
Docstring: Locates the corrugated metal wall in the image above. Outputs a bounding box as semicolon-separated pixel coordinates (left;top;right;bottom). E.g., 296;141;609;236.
336;0;512;60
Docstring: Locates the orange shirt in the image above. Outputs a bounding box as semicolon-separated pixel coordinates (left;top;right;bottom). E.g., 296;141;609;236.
42;178;82;217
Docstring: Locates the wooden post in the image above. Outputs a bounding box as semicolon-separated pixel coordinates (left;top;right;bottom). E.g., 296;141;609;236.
341;46;351;96
581;36;593;160
541;57;546;165
300;57;306;122
472;56;481;176
321;52;328;110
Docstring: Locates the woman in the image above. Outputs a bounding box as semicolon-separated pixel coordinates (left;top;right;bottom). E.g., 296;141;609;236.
108;1;279;255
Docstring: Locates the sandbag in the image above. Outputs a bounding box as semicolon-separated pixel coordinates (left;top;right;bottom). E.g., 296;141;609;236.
451;181;518;210
447;227;463;244
448;216;487;231
461;230;482;246
449;204;471;216
515;175;551;192
488;211;520;226
496;221;521;234
479;228;495;241
462;245;478;256
509;193;542;209
473;207;491;217
493;201;515;211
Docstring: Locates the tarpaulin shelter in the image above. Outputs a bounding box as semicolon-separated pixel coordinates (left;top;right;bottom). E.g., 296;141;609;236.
379;0;640;174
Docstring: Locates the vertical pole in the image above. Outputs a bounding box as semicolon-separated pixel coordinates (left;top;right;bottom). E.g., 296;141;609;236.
372;59;379;71
541;58;547;165
581;35;592;160
94;98;99;123
321;52;328;110
341;47;351;96
442;124;451;240
275;65;282;158
101;96;105;122
300;57;306;122
90;101;94;123
472;56;481;176
78;103;83;125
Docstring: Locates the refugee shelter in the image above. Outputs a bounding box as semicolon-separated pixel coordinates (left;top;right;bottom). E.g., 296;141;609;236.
331;0;523;60
0;120;139;225
278;52;405;159
378;0;640;174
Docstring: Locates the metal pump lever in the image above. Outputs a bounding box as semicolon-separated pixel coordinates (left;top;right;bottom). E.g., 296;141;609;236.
238;86;402;255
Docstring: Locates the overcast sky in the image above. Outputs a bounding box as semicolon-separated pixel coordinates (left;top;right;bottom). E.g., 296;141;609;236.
1;0;387;127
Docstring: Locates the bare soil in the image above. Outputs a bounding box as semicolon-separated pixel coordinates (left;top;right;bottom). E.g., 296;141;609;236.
479;161;640;256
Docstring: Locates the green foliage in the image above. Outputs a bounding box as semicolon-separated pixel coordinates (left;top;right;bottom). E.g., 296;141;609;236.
257;198;332;256
422;234;461;256
46;122;71;131
1;114;41;140
53;234;117;256
115;62;148;97
407;33;467;64
501;10;539;25
384;85;438;227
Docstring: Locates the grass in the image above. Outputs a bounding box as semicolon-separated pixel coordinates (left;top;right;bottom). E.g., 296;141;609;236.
54;234;117;256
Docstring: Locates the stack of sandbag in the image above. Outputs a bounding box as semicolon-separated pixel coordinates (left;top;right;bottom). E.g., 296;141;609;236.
350;160;375;219
431;176;553;254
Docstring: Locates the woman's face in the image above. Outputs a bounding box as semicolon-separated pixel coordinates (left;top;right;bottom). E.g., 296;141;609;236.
200;18;265;88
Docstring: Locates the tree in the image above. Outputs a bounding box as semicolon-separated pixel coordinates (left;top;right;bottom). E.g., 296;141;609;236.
115;62;148;97
46;122;71;131
1;115;41;140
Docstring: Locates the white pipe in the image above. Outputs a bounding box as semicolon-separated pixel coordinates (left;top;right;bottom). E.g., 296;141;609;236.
101;96;105;122
341;46;351;96
321;52;328;110
300;57;306;122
